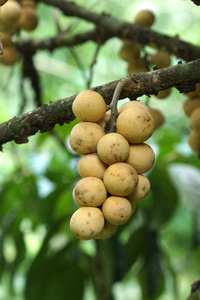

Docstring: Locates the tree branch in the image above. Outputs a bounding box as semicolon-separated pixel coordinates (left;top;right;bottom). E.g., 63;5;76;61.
33;0;200;61
1;58;200;149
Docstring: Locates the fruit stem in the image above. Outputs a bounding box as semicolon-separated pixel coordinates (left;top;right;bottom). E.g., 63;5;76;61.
105;77;132;133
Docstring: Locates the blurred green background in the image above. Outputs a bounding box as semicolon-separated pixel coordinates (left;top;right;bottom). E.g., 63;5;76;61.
0;0;200;299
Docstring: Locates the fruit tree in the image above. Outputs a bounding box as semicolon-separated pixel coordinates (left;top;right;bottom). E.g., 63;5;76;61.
0;0;200;299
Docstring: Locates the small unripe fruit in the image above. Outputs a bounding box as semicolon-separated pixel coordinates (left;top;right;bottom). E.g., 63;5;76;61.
190;107;200;131
72;90;107;122
156;88;171;99
73;177;107;207
116;107;154;143
69;122;105;155
95;221;118;239
103;162;138;196
150;51;171;69
150;108;165;130
70;207;105;240
126;143;155;174
102;196;132;225
78;153;107;179
183;97;200;117
134;9;155;27
119;41;141;62
18;7;38;31
127;174;150;202
0;47;21;65
118;100;150;113
97;133;130;164
188;130;200;151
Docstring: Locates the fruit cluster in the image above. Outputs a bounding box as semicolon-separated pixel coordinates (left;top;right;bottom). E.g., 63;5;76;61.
0;0;38;66
69;90;155;240
183;83;200;155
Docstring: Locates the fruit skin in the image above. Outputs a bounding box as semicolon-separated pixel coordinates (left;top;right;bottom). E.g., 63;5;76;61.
0;46;21;65
69;122;105;155
150;108;165;130
190;107;200;131
125;143;155;174
95;221;118;239
183;97;200;117
116;107;154;143
18;6;38;31
119;40;141;63
73;177;107;207
97;111;110;130
78;153;107;179
1;0;22;33
118;100;150;113
72;90;107;122
134;9;155;27
188;130;200;152
103;162;138;197
156;88;171;99
97;132;130;165
70;207;105;240
150;51;171;69
0;0;8;6
102;196;132;225
127;174;150;202
127;57;148;74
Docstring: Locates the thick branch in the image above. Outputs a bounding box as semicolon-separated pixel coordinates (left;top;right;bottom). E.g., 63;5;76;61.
1;58;200;148
34;0;200;61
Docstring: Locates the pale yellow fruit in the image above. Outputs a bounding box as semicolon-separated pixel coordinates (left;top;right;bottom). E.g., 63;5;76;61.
72;90;107;122
73;177;107;207
95;221;118;239
116;107;154;143
97;133;130;165
134;10;155;27
156;88;171;99
150;108;165;130
150;51;171;69
183;97;200;117
127;58;149;74
0;47;21;65
70;207;105;240
103;162;138;196
119;41;141;62
78;153;107;179
127;174;150;202
188;130;200;152
18;7;38;31
69;122;105;155
102;196;132;225
125;143;155;174
97;111;110;130
118;100;150;113
190;107;200;131
1;0;22;33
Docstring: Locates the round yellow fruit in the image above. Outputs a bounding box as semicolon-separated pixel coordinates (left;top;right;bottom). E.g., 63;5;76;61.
150;51;171;69
97;132;130;164
118;100;150;113
69;122;105;155
1;0;22;33
183;97;200;117
73;177;107;207
127;174;150;202
125;143;155;174
190;107;200;131
134;9;155;27
78;153;107;179
70;207;105;240
116;107;154;143
102;196;132;225
188;130;200;152
150;108;165;130
72;90;107;122
95;221;118;239
103;162;138;196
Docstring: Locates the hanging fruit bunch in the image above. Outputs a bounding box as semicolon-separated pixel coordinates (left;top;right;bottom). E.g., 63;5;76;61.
69;80;156;240
0;0;38;66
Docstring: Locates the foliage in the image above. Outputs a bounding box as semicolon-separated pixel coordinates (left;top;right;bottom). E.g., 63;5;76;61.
0;0;200;300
